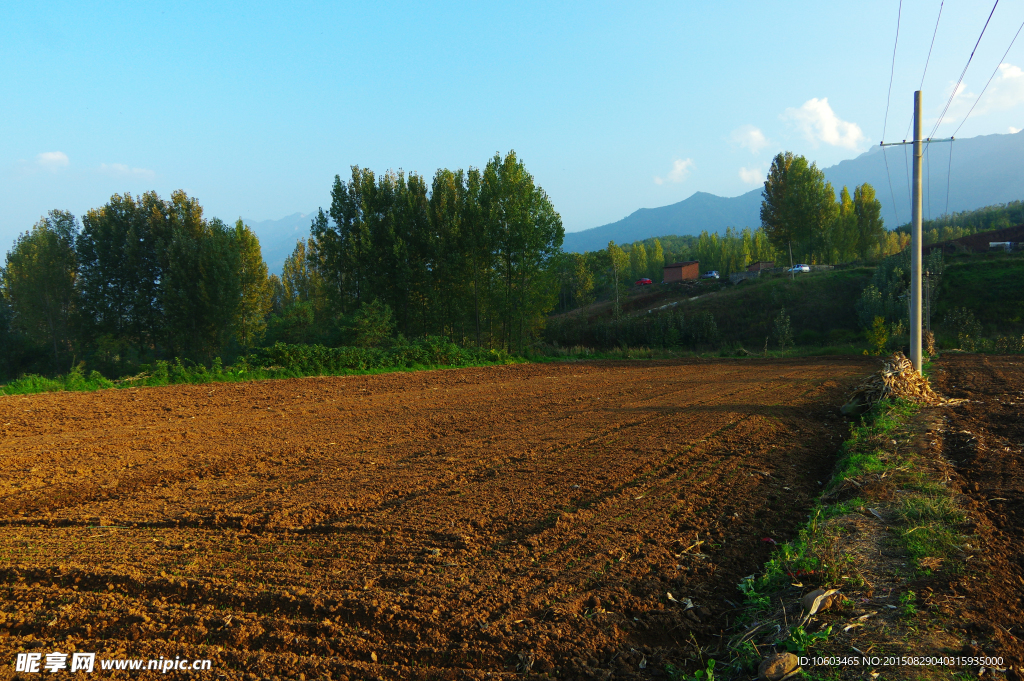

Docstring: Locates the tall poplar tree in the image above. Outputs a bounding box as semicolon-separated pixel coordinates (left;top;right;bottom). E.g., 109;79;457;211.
481;151;563;351
1;210;78;368
232;219;273;349
648;238;665;280
629;242;648;281
77;192;170;359
854;183;885;259
161;193;240;361
761;152;837;265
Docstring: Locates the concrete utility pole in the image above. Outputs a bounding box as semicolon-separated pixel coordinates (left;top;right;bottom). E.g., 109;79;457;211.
880;91;952;374
911;90;923;372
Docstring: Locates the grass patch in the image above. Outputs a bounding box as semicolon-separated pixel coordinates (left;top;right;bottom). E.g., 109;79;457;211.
709;385;969;676
0;338;520;397
935;255;1024;337
527;342;874;363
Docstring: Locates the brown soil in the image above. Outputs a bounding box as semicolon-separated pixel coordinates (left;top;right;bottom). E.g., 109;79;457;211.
0;358;872;680
929;223;1024;253
928;354;1024;673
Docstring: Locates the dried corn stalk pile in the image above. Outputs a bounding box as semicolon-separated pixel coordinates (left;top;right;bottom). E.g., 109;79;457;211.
843;352;960;415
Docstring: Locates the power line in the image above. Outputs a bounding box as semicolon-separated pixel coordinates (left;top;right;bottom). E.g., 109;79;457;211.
920;1;945;89
929;0;1000;139
882;147;900;226
903;0;944;142
882;0;903;227
926;142;932;220
883;0;904;139
945;138;954;216
904;142;913;216
953;14;1024;136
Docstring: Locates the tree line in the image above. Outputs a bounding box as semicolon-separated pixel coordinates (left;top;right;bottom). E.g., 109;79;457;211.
0;151;563;380
0;192;272;378
547;152;894;318
278;151;562;353
5;147;1004;380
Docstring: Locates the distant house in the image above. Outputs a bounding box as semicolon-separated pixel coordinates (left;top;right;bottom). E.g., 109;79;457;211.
747;261;774;272
989;242;1019;251
663;261;699;283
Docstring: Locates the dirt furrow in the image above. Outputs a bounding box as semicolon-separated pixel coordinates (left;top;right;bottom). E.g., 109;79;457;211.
0;358;870;679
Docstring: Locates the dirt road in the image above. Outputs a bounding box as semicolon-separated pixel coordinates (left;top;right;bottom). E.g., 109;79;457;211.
0;358;871;679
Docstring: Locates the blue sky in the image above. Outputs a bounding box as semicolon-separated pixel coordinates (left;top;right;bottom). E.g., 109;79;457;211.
3;0;1024;249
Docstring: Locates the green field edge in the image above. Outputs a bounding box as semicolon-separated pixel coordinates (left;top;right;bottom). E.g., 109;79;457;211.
666;381;969;680
0;356;529;397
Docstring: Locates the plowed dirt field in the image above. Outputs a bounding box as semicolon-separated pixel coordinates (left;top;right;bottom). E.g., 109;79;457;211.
929;354;1024;671
0;358;872;680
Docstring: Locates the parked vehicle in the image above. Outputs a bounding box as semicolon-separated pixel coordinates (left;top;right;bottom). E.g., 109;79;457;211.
787;264;811;273
700;270;720;279
634;278;653;286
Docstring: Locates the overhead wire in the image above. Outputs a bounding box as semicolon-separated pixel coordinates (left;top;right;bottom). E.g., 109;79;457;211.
904;143;913;213
929;0;1000;139
904;0;945;142
882;0;904;226
926;143;932;220
884;0;904;140
952;13;1024;137
945;139;954;216
920;1;945;89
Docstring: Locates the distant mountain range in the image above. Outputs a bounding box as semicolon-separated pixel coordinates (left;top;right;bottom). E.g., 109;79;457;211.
561;190;763;253
563;129;1024;253
246;212;316;276
248;130;1024;267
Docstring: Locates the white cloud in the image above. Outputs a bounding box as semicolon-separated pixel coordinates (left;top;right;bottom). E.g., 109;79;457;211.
36;151;69;171
654;158;694;185
731;125;769;153
944;64;1024;127
782;97;865;150
739;166;765;185
98;163;156;180
1011;126;1021;134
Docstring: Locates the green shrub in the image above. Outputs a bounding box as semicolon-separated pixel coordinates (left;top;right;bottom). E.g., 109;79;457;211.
1;338;513;396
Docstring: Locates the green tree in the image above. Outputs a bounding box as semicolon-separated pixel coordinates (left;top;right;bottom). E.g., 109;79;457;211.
481;151;563;351
855;249;910;329
161;193;240;361
1;210;78;368
761;152;838;266
282;238;322;306
428;168;469;338
0;292;26;380
351;298;395;347
232;219;273;349
750;226;777;264
831;186;859;263
854;183;885;260
607;241;629;318
267;274;287;315
571;252;596;308
460;166;492;346
773;307;793;356
77;192;170;362
629;242;648;281
648;238;665;281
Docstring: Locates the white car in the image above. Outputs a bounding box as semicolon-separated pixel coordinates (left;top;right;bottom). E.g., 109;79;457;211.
788;264;811;273
700;270;720;279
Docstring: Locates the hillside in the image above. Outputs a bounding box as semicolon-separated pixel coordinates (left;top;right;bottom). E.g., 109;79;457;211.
935;254;1024;336
928;223;1024;253
545;269;873;350
562;189;762;253
561;130;1024;253
545;251;1024;351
